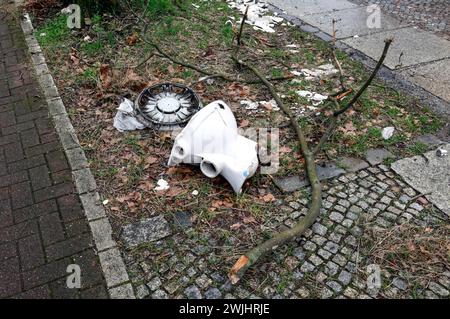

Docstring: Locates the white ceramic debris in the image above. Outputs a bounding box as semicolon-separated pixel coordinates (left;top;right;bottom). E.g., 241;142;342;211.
155;179;170;191
296;90;328;106
436;148;448;157
382;127;395;140
168;101;259;193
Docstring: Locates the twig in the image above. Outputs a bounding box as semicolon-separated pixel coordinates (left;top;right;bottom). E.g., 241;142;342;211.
236;5;249;48
134;52;155;69
142;38;294;84
331;19;346;90
334;38;393;116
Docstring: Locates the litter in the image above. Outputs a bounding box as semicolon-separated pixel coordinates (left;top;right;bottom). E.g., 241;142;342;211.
260;99;279;111
113;98;146;132
168;101;259;194
240;100;259;110
296;90;328;106
382;127;395;140
227;0;284;33
436;148;448;157
291;64;339;81
192;190;199;196
134;83;202;131
155;179;170;191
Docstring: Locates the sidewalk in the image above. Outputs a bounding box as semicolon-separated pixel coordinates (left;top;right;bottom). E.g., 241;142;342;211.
268;0;450;111
0;10;108;298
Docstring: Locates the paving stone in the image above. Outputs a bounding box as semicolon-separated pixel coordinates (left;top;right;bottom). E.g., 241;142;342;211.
326;281;343;293
338;270;352;286
312;223;328;236
336;157;370;172
318;248;332;260
392;277;407;291
329;211;344;223
391;144;450;216
324;241;340;254
147;277;162;291
184;285;202;299
135;284;149;299
413;134;444;148
300;261;315;273
365;149;395;166
151;289;168;299
428;282;449;297
320;287;334;299
121;215;172;247
325;261;339;276
273;176;308;192
172;211;193;229
204;287;222;299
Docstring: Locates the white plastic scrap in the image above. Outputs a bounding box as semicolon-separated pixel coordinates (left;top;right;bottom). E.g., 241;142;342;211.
436;148;448;157
155;179;170;191
291;64;339;81
241;99;280;111
382;127;395;140
260;99;280;111
296;90;328;106
240;100;259;110
226;0;284;33
113;98;146;132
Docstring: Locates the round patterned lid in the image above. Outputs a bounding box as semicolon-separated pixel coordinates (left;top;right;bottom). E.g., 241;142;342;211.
135;83;202;130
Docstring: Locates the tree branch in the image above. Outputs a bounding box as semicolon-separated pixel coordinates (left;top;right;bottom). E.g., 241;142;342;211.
228;57;322;284
228;38;394;283
142;39;294;84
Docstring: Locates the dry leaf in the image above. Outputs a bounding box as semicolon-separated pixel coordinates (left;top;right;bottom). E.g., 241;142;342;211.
261;193;276;202
100;64;111;89
146;156;158;164
230;223;242;230
69;47;79;65
239;119;250;128
279;146;292;154
126;32;139;46
339;121;357;136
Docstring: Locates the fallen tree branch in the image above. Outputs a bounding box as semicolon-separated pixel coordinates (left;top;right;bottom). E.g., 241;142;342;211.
228;38;394;284
229;56;323;284
142;39;294;84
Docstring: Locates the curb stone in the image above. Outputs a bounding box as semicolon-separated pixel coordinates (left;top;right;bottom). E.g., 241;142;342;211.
14;5;135;299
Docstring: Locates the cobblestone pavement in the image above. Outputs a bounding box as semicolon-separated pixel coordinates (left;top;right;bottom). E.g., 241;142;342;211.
348;0;450;39
124;163;449;299
0;11;108;298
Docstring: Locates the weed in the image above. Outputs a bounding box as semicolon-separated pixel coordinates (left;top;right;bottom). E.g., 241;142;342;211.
36;15;69;48
406;142;428;155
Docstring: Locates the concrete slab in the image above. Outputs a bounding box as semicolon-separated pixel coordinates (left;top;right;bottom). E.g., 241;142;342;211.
400;59;450;102
343;27;450;69
298;7;407;39
121;215;172;247
391;144;450;216
269;0;358;16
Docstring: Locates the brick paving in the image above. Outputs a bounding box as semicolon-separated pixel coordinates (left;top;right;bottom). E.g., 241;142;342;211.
348;0;450;39
124;164;449;299
0;11;108;298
